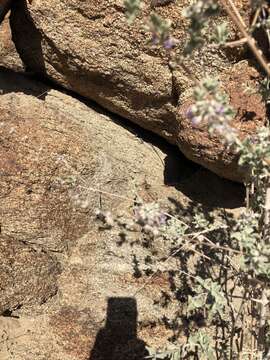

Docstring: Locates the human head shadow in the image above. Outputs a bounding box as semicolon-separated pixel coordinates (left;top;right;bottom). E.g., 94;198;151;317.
89;297;149;360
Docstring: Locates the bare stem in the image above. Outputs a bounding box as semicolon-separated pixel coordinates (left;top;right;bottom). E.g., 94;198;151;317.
257;289;269;359
219;0;270;77
224;38;247;48
264;181;270;243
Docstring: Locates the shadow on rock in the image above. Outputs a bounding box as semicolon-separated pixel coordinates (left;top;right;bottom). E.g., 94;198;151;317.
10;0;46;76
0;67;49;99
164;155;245;209
89;297;149;360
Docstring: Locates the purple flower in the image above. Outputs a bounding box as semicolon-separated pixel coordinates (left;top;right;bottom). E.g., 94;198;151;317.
215;104;225;115
134;202;166;230
186;106;202;127
186;107;194;119
163;37;176;50
151;33;159;45
191;116;202;127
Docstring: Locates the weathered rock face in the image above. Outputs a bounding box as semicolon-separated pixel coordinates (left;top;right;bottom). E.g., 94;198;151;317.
0;71;91;252
0;71;244;360
0;16;23;70
178;61;266;182
0;235;60;315
8;0;265;181
10;0;176;143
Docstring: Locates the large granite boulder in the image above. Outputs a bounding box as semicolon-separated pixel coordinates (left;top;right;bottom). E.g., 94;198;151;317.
6;0;265;182
0;70;244;360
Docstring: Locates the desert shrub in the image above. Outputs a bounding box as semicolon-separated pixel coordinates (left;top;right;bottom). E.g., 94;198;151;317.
95;1;270;358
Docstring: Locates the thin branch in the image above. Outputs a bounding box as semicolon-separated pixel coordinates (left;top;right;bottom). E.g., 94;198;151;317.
223;38;247;48
219;0;270;77
251;7;261;28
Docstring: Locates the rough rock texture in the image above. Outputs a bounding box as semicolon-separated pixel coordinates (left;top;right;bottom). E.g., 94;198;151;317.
178;61;266;181
0;235;60;315
0;70;244;360
0;16;23;70
8;0;265;181
0;72;91;252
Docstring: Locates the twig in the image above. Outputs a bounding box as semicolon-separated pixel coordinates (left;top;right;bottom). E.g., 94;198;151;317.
219;0;270;77
224;38;247;48
78;185;134;202
200;233;242;255
263;179;270;243
251;7;261;28
251;298;255;360
256;289;269;359
225;0;247;28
